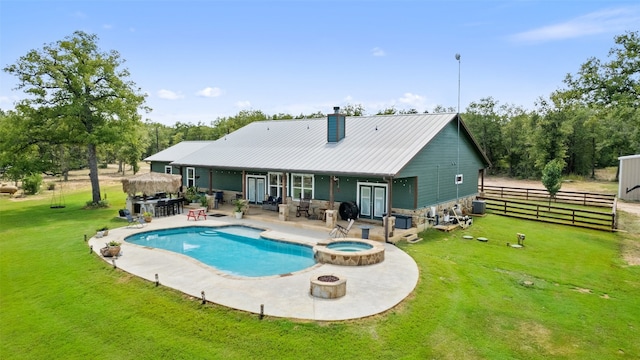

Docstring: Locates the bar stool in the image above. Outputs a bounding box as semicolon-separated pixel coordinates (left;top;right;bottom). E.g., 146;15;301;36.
156;200;167;217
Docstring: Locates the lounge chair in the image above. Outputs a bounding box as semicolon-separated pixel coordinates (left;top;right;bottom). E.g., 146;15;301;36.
296;199;311;217
330;219;355;238
125;211;145;228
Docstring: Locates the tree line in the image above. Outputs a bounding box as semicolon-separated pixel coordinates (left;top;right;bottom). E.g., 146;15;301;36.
1;31;638;203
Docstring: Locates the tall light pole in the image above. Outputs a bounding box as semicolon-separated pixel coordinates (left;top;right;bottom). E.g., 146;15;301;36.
455;53;461;202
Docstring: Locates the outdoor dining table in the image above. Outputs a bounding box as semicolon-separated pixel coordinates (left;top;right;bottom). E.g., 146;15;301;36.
186;208;207;221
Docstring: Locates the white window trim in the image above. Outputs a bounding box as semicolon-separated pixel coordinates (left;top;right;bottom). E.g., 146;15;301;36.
267;172;284;198
186;167;196;188
164;165;172;174
290;173;314;201
455;174;463;185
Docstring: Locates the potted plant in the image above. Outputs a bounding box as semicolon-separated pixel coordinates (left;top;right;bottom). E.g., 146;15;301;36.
233;198;246;219
107;240;121;257
143;211;153;222
97;226;109;237
101;240;121;257
199;194;209;209
186;186;199;204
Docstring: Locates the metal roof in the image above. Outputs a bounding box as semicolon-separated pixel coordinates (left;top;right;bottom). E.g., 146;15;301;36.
170;113;465;177
618;154;640;160
144;141;213;162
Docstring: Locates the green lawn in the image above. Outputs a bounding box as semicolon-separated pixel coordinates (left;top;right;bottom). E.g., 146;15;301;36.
1;184;639;359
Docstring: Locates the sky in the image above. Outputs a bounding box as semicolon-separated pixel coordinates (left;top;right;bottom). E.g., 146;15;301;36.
1;0;639;126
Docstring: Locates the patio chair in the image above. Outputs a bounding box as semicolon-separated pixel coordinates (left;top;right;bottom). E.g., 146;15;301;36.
125;212;145;228
296;199;311;217
330;219;355;238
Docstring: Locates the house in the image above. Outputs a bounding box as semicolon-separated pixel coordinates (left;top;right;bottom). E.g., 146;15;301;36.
144;107;491;227
618;154;640;201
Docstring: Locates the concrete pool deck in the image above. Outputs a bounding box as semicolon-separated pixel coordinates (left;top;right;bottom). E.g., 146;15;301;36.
89;213;419;321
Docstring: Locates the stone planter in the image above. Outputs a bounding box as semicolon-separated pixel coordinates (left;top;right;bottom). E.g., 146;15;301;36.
100;245;121;257
310;274;346;299
108;246;121;257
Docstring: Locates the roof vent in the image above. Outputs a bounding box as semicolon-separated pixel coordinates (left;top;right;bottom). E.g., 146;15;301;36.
327;107;345;143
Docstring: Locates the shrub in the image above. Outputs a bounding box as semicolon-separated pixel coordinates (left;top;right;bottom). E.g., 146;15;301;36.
85;199;110;209
22;173;43;194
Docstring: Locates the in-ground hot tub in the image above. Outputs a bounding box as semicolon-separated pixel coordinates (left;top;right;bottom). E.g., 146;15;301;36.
313;239;385;266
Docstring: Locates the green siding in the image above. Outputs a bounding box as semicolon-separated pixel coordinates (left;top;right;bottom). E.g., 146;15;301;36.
399;121;486;208
391;177;416;209
210;169;244;192
150;162;172;174
327;114;345;142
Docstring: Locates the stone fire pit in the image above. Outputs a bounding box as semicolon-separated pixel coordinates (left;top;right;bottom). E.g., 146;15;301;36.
310;274;346;299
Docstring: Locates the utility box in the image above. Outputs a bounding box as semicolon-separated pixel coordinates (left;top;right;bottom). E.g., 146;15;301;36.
394;214;412;229
472;200;486;215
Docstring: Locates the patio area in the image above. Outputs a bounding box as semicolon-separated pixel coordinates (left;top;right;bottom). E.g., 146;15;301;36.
211;200;423;243
89;203;420;321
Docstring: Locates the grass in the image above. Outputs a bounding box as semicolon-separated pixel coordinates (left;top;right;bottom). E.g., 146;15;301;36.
1;184;639;359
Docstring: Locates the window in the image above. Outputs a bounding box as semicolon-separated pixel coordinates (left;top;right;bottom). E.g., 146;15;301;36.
455;174;463;185
164;166;172;174
186;167;195;188
268;173;283;198
291;173;314;200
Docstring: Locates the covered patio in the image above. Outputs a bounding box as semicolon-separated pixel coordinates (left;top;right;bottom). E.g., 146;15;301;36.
188;201;422;244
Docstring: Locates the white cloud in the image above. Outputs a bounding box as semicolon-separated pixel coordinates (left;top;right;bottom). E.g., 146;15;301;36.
102;24;113;30
398;92;426;108
235;100;251;108
0;95;13;104
157;89;184;100
196;87;223;98
511;6;640;43
371;47;386;57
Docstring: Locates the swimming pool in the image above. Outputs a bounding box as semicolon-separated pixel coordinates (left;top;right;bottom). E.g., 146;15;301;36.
125;226;316;277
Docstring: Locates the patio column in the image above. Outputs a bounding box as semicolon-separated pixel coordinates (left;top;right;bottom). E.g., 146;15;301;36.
282;172;287;204
208;169;213;195
329;175;334;209
242;170;246;198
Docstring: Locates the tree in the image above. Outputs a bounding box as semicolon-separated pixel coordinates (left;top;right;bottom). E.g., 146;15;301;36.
341;103;365;116
464;97;506;173
558;31;640;164
376;106;397;115
541;159;564;205
3;31;148;203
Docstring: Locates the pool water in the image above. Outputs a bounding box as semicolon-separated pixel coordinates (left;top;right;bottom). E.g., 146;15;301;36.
126;226;315;277
326;241;373;252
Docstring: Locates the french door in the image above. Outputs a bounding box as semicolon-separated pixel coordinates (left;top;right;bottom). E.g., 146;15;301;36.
246;176;266;204
358;183;387;220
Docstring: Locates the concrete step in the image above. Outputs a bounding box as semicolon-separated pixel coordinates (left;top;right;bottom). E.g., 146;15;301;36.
403;233;421;243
